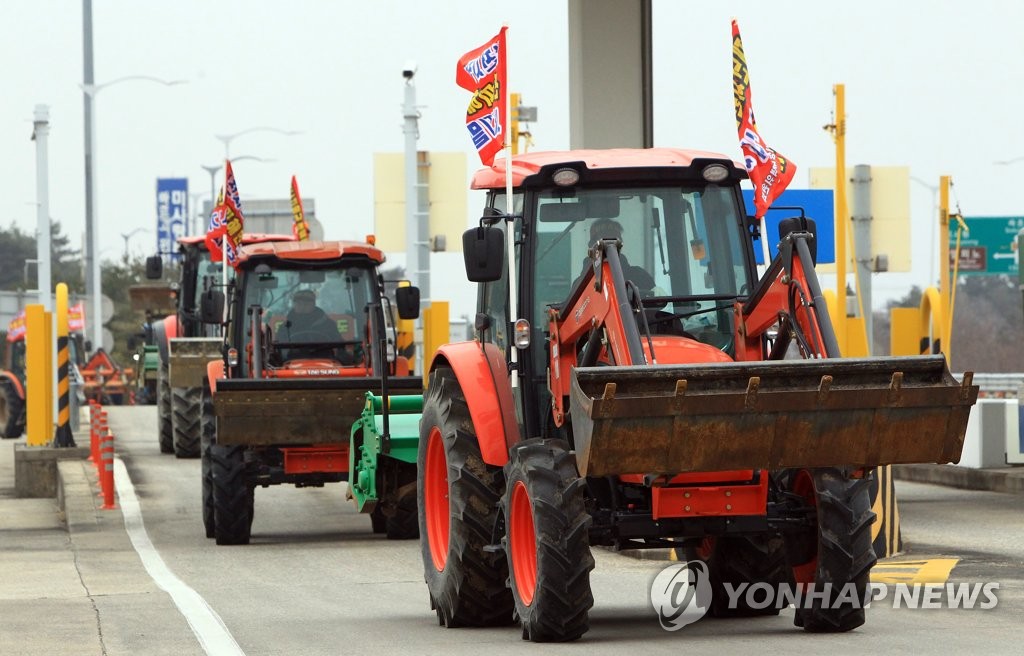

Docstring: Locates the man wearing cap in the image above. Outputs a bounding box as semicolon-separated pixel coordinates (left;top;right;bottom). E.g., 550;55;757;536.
280;288;343;359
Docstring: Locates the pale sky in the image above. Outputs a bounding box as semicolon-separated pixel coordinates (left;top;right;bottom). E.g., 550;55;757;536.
1;1;1020;311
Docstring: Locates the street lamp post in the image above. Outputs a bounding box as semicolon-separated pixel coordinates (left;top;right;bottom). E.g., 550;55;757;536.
200;155;276;211
214;126;301;159
121;227;148;258
81;75;185;353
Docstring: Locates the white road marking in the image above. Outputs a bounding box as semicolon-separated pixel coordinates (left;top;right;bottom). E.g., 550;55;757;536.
114;457;246;656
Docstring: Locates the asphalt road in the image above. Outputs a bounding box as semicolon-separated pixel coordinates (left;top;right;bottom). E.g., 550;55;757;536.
107;406;1022;655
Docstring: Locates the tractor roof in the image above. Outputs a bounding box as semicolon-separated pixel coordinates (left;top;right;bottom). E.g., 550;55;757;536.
470;148;746;189
177;233;296;248
237;239;385;265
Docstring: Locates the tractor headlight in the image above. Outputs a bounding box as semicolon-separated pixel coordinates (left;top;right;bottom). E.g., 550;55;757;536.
702;163;730;183
552;167;580;186
227;348;239;366
513;318;531;349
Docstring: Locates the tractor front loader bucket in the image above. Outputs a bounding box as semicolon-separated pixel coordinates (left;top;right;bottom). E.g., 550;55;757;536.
569;355;977;477
214;376;422;446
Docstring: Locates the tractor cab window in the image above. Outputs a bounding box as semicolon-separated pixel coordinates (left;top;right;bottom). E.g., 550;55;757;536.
476;192;523;353
240;265;374;368
532;185;749;358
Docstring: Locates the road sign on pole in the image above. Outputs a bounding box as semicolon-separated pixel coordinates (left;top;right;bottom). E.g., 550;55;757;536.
950;216;1023;276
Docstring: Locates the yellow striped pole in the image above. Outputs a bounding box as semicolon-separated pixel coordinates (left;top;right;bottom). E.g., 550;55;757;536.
53;283;75;447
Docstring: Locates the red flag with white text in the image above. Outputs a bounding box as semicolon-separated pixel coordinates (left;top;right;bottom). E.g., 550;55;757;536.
290;176;310;241
205;160;245;268
6;310;25;342
68;302;85;333
456;26;507;166
732;19;796;219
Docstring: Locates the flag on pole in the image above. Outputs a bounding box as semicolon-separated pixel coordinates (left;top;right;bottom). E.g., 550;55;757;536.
456;26;508;166
6;310;25;342
204;160;245;268
68;302;85;333
290;175;310;241
732;19;796;219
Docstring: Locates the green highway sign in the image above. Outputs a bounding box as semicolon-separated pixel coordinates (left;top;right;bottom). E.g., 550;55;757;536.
949;216;1023;276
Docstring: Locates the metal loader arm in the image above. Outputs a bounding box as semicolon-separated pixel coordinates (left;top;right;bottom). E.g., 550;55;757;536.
737;232;839;361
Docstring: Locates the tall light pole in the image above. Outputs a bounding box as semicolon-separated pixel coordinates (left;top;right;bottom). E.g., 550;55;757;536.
81;74;185;353
214;126;301;159
121;227;148;258
200;154;275;210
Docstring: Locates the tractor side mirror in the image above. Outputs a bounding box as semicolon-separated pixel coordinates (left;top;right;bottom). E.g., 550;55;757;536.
395;286;421;320
462;226;504;282
199;290;225;324
127;336;138;351
778;217;818;266
145;255;163;280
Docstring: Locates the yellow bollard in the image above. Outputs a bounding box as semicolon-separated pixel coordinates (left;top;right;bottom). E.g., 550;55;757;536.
421;301;449;388
53;283;75;447
24;305;53;446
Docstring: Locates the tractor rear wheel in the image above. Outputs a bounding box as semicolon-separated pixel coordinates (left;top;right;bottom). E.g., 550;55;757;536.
369;506;387;534
211;443;254;545
417;366;514;628
785;467;876;632
172;386;202;458
680;535;790;617
384;485;418;540
157;361;173;454
503;438;594;642
0;380;25;439
200;383;215;539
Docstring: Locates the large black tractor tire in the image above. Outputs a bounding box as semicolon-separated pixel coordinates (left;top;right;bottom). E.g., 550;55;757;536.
417;366;514;628
680;534;791;618
0;381;25;439
369;505;387;534
200;383;215;539
172;386;202;458
156;361;173;454
384;485;419;540
785;467;877;633
503;438;594;642
211;443;254;546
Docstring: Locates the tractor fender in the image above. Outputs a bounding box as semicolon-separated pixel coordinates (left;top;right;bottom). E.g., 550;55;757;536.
0;370;25;401
205;359;225;394
429;341;520;467
153;315;180;364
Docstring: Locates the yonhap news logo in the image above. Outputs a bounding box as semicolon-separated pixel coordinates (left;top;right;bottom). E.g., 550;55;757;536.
649;561;712;630
650;560;999;630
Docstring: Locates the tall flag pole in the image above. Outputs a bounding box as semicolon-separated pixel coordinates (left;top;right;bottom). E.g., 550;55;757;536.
732;18;797;266
456;24;517;387
290;175;310;241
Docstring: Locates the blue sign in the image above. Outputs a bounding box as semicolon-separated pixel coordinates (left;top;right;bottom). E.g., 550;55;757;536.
742;189;835;264
156;178;188;263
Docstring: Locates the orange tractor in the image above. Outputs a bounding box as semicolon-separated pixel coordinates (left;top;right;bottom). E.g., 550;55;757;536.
416;149;977;641
202;239;422;545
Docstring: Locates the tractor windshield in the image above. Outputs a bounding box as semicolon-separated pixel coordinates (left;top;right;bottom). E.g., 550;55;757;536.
194;250;224;301
532;185;751;347
241;264;375;365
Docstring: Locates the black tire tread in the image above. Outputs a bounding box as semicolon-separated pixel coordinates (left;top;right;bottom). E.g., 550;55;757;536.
172;386;202;458
792;468;877;633
504;438;595;642
201;383;215;538
418;367;514;628
683;535;790;618
211;443;254;545
0;380;25;439
157;361;173;453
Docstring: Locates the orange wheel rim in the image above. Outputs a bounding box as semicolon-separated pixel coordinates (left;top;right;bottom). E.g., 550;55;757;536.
424;427;450;571
509;480;538;606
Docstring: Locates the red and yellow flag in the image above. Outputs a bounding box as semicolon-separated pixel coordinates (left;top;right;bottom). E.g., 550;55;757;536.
732;19;796;219
456;26;507;166
290;175;309;241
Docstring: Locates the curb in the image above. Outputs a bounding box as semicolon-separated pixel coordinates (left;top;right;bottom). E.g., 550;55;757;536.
892;464;1024;495
56;459;104;531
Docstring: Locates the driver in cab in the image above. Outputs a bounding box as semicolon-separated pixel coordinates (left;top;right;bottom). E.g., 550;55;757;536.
280;288;342;360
